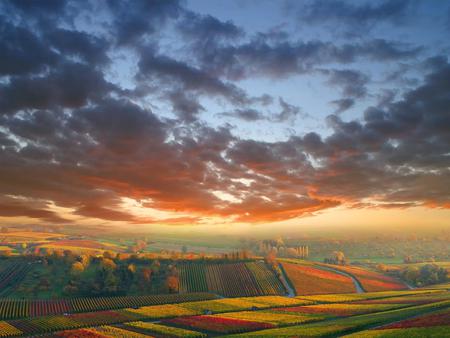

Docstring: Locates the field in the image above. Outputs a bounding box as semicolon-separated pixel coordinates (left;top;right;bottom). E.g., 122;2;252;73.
0;293;217;320
0;261;33;297
124;321;207;337
0;286;446;337
326;264;408;292
281;262;356;295
36;240;126;255
178;262;285;297
0;232;66;244
0;253;447;337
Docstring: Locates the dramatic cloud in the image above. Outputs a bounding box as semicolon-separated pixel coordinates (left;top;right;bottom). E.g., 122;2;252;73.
331;98;355;114
294;0;413;32
323;69;369;98
219;108;265;122
0;0;448;226
192;38;420;81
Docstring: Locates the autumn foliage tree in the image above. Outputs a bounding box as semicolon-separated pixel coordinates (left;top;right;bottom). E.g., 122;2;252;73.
70;261;85;275
166;275;179;293
166;265;179;293
324;251;347;265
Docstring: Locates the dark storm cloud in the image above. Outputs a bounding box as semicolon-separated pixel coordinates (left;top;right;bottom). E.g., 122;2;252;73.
331;98;355;114
0;0;448;224
0;18;58;76
193;38;420;81
0;200;71;223
4;0;69;25
107;0;181;45
447;6;450;30
45;28;110;66
178;11;244;41
167;91;205;123
70;98;167;154
137;49;251;105
219;108;265;122
0;62;115;114
294;0;413;31
219;99;301;123
323;69;369;98
274;98;302;122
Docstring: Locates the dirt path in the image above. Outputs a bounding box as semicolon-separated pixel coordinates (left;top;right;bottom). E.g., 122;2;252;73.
277;263;296;297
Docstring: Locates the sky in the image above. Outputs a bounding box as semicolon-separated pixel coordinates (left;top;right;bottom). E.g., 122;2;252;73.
0;0;449;233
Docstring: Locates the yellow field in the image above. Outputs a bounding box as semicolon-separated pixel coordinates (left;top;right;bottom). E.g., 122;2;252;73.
36;239;126;254
0;231;66;244
126;304;198;319
36;244;106;255
0;231;66;239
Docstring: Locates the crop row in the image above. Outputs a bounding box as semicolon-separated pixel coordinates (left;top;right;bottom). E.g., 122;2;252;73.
296;289;442;304
0;262;32;297
0;321;22;337
226;299;450;336
0;292;217;320
245;262;286;295
7;309;143;335
12;291;448;337
281;263;356;295
329;265;407;292
179;262;285;297
162;315;275;334
272;302;407;317
213;310;324;326
126;296;312;321
125;321;206;337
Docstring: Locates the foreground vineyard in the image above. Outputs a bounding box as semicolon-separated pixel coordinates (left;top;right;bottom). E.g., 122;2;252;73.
0;287;448;337
178;261;285;296
0;293;217;320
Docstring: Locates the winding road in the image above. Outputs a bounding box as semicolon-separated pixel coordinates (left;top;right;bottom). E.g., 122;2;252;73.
277;263;296;297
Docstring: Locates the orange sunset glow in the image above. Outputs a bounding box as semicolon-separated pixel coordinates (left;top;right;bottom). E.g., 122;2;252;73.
0;0;449;232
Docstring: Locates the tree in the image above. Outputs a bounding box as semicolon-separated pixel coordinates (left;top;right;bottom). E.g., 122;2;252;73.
141;268;152;282
128;263;136;274
182;245;188;254
79;254;90;268
71;262;85;275
151;260;160;274
325;251;347;265
103;270;119;294
103;251;115;259
166;275;179;293
400;264;447;287
101;258;117;271
265;250;278;269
